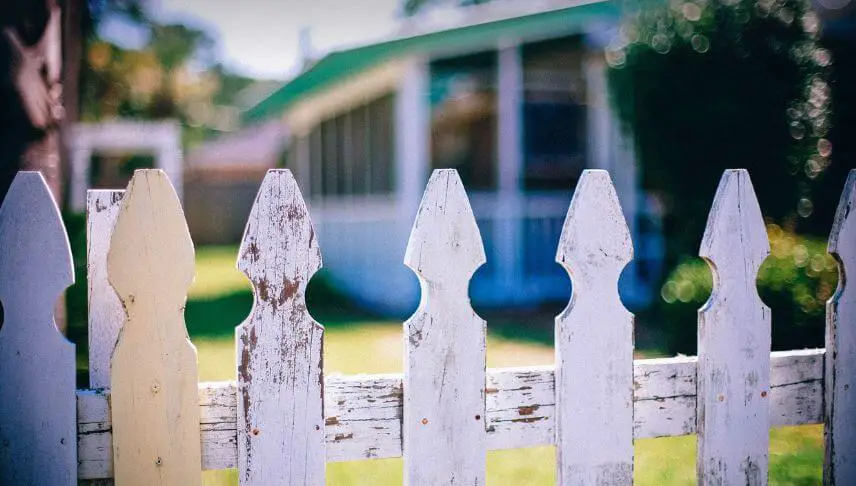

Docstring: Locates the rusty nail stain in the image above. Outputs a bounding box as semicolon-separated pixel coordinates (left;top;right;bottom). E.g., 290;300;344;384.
475;415;481;421
761;391;767;398
151;383;160;394
315;425;320;431
718;394;725;402
252;428;260;436
155;457;163;466
421;418;428;425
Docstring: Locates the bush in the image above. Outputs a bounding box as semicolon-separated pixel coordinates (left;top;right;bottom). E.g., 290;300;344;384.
660;224;838;354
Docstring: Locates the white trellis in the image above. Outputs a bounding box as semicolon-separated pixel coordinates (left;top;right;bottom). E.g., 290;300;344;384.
68;121;183;211
0;167;854;485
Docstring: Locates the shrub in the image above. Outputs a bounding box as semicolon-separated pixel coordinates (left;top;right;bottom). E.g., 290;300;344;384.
660;224;838;354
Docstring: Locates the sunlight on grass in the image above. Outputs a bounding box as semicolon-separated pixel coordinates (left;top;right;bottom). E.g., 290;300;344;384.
190;246;250;300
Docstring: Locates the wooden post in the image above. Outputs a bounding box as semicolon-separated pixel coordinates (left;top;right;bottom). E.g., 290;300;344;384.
108;170;202;485
403;169;487;485
86;190;124;389
236;169;325;485
0;171;77;485
825;169;856;485
697;169;770;485
554;170;634;484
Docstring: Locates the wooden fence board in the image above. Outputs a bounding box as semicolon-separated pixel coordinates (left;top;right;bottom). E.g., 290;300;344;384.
236;169;325;485
697;169;771;485
107;170;202;485
0;172;77;485
73;350;824;479
403;169;487;485
86;190;124;389
825;169;856;485
554;169;634;484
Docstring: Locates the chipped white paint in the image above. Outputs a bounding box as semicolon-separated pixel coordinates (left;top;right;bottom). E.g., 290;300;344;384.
0;172;77;485
403;169;487;485
554;170;634;484
825;169;856;485
108;170;202;485
86;190;124;389
697;169;771;485
73;350;824;479
236;170;325;485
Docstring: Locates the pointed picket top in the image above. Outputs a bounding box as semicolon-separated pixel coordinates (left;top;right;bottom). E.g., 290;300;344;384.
700;169;770;276
555;169;633;293
0;171;73;310
0;171;77;485
824;169;856;485
697;169;771;485
554;170;634;485
403;169;487;485
235;169;325;486
404;169;486;286
107;169;202;485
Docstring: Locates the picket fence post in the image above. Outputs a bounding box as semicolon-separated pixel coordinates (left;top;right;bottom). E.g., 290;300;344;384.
554;169;634;484
403;169;487;485
86;190;125;389
236;169;325;485
107;169;202;485
825;169;856;485
0;172;77;485
697;169;771;485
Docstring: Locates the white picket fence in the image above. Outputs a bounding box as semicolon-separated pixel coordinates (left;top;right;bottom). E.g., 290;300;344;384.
0;166;853;485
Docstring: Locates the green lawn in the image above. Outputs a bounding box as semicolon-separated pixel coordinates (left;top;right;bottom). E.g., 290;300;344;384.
187;246;822;485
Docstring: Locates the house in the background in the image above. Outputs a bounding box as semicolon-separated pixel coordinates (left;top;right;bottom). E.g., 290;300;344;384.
241;0;664;315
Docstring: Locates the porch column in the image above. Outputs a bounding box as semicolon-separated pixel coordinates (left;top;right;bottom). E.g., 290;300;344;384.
69;145;91;212
496;40;524;291
295;132;311;196
395;55;430;219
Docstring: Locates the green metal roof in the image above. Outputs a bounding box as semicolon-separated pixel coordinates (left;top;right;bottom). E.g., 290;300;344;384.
243;1;618;124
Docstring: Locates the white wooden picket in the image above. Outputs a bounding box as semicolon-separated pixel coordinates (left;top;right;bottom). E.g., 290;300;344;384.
555;170;634;484
236;169;325;485
697;169;771;485
403;169;487;485
825;169;856;485
0;172;77;486
0;166;854;485
86;190;124;389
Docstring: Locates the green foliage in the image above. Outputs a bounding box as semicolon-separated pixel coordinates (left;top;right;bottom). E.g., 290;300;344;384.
607;0;833;269
659;225;838;353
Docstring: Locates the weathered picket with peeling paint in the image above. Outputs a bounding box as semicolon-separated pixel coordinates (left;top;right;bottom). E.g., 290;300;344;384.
555;170;635;484
403;170;487;485
697;170;771;485
236;170;325;485
825;169;856;485
0;166;854;485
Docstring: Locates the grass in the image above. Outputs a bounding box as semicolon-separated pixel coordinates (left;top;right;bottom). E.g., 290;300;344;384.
178;246;823;484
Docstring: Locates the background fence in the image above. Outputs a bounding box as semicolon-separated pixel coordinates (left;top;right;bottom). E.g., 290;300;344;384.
0;166;853;485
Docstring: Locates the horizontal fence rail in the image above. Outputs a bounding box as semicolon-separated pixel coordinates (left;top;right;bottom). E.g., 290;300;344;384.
0;167;854;485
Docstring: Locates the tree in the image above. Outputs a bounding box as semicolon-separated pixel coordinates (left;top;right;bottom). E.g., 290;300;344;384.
607;0;833;271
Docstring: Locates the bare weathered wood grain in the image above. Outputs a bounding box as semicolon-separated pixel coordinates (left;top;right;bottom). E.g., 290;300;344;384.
555;170;634;484
236;169;325;485
403;169;487;485
86;190;124;389
0;172;77;485
697;169;771;485
107;170;202;485
825;169;856;485
74;350;825;479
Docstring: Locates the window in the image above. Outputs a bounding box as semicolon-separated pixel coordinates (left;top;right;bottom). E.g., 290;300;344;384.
307;94;395;197
430;51;497;191
521;36;587;191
